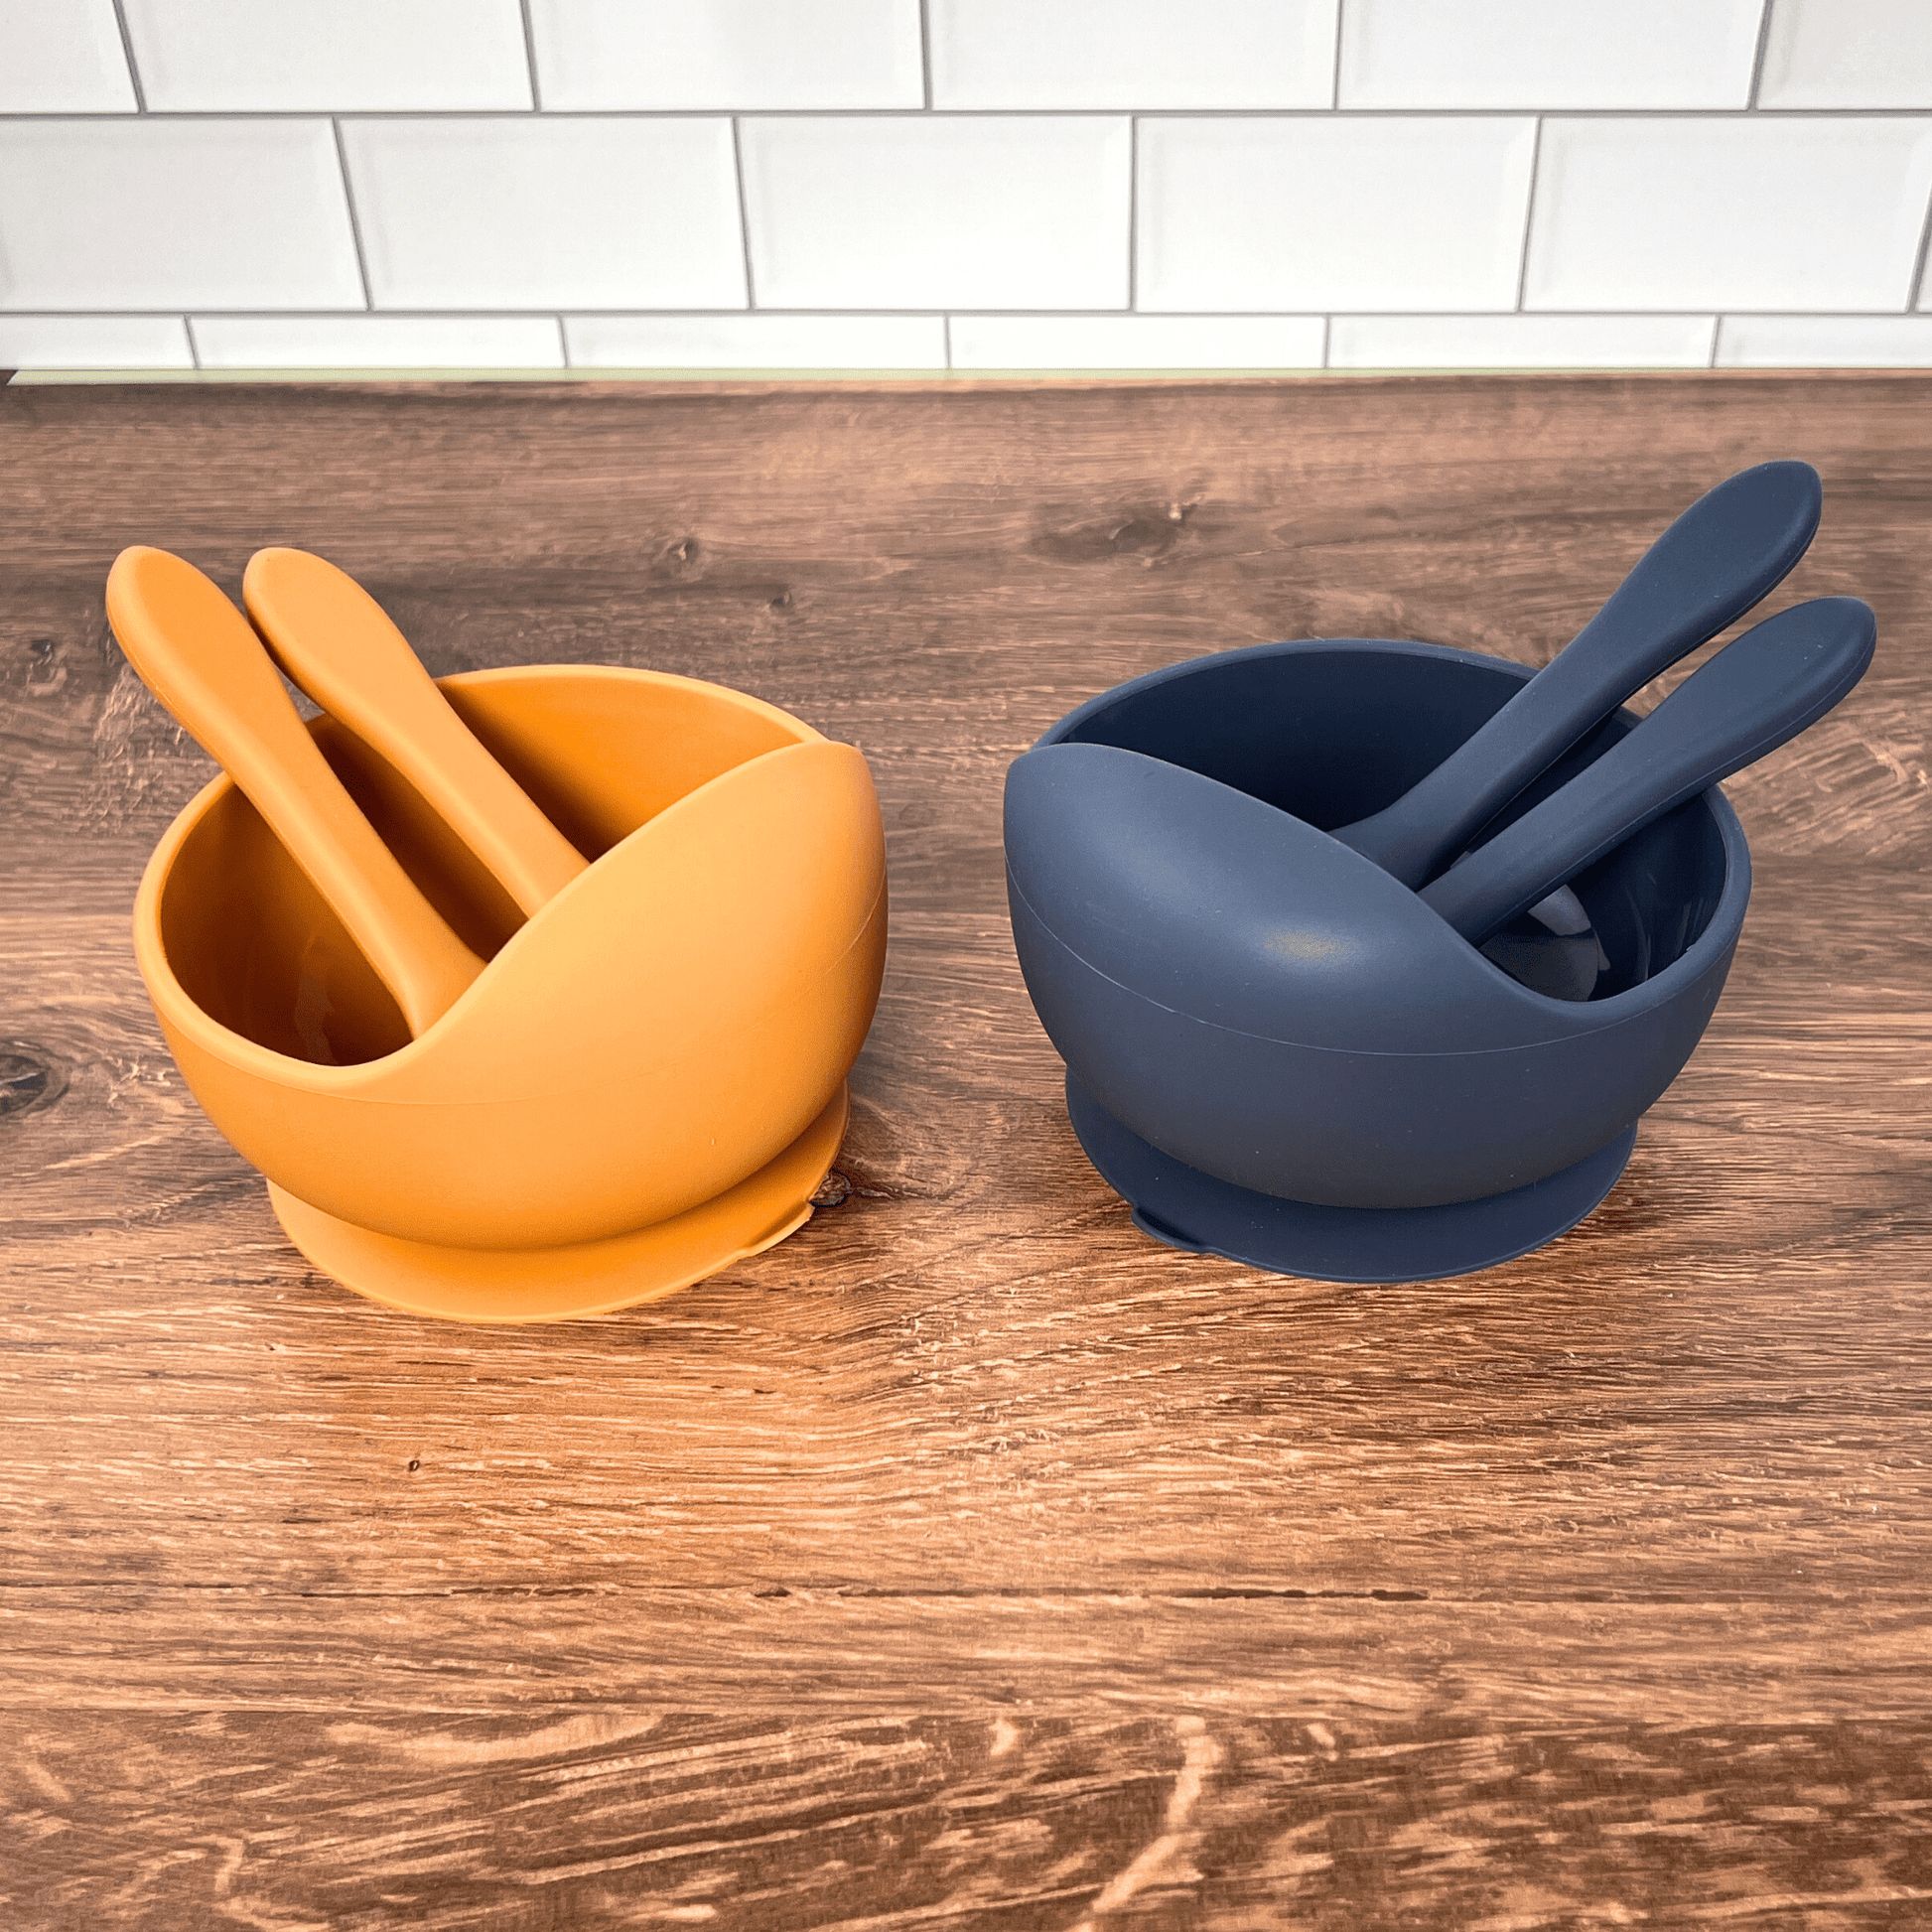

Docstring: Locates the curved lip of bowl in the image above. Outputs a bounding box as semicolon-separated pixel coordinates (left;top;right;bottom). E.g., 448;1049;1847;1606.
1030;635;1752;1031
134;663;838;1093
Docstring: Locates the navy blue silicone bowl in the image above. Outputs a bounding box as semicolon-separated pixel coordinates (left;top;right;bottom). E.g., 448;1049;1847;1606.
1005;638;1752;1282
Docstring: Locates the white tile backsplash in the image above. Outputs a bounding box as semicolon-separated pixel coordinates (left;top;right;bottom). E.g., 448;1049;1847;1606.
0;120;363;311
1719;316;1932;364
567;314;946;367
1139;118;1537;313
193;315;566;368
122;0;532;112
951;315;1324;368
530;0;922;109
742;117;1129;310
1758;0;1932;110
1340;0;1762;109
341;118;747;311
0;315;194;368
0;0;136;112
1331;314;1716;368
9;8;1932;372
1525;117;1932;312
930;0;1336;109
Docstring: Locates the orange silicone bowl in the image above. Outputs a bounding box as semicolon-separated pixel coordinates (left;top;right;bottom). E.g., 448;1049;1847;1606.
134;665;887;1321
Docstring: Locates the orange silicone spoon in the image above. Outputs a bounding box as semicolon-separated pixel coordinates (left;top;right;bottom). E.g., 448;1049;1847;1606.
106;546;484;1037
242;548;589;917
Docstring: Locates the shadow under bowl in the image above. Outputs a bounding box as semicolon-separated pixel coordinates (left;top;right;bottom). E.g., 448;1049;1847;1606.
1005;638;1750;1282
137;665;888;1320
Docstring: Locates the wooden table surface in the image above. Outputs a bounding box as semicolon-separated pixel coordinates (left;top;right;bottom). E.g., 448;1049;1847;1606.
3;372;1929;1929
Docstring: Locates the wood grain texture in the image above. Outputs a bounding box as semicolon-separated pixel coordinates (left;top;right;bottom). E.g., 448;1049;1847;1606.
2;373;1929;1928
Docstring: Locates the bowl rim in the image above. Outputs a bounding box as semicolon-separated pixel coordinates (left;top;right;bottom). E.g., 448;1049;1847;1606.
135;662;830;1090
1030;635;1752;1030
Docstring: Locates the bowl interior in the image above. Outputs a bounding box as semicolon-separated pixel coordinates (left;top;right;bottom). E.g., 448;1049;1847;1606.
1043;640;1733;1001
155;670;808;1066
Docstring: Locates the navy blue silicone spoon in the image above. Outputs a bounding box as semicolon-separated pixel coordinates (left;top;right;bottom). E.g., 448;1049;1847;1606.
1422;595;1875;948
1332;460;1823;889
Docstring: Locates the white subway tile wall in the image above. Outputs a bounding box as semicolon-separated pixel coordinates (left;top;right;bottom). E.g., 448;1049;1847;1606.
0;0;136;112
740;117;1130;310
528;0;923;110
1718;315;1932;363
120;0;533;112
5;0;1932;371
0;120;364;310
1329;314;1718;369
191;315;567;369
929;0;1336;110
340;118;747;311
1139;117;1537;313
0;315;193;367
1757;0;1932;110
1526;117;1932;313
1337;0;1763;110
565;314;946;368
950;316;1326;369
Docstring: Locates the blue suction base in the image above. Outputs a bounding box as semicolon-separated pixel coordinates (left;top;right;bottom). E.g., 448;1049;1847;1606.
1065;1074;1636;1285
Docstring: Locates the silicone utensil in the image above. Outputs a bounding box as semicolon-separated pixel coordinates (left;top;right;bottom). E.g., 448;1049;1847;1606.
242;548;589;918
1332;459;1824;887
105;546;484;1036
1422;595;1875;945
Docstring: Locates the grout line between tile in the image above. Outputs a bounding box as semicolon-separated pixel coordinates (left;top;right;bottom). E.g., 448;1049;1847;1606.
107;0;146;112
18;307;1932;323
1747;0;1775;109
731;117;758;308
1514;116;1544;312
518;0;543;111
1127;118;1139;311
106;0;146;112
6;106;1932;121
25;365;1932;382
1907;182;1932;313
919;0;933;110
1330;0;1345;111
332;119;374;310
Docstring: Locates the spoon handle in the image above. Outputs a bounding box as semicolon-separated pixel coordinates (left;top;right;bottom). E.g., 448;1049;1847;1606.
1334;460;1823;887
243;548;589;918
1421;596;1875;948
106;547;485;1037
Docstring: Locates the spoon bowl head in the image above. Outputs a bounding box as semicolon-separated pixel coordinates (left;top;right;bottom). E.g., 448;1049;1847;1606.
136;666;887;1301
1006;638;1748;1211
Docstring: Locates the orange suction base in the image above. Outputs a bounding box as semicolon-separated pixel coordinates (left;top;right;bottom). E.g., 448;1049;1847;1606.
268;1088;847;1323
